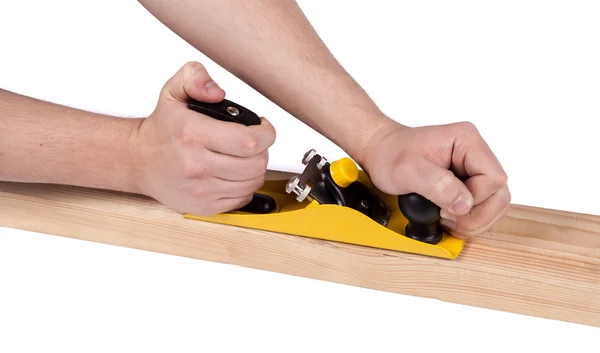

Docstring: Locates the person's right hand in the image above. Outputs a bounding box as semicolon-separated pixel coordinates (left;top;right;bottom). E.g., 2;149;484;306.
360;119;510;240
129;61;276;215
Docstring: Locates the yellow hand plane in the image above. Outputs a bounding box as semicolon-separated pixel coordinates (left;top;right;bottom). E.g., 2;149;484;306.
183;98;465;259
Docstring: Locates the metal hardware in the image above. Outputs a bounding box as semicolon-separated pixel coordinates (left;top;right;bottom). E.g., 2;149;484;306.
226;106;240;116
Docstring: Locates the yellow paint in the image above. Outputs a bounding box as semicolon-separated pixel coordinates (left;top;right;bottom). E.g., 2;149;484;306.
329;157;359;187
184;164;465;259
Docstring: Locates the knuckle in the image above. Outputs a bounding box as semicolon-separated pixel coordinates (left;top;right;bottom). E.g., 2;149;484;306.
254;175;266;189
182;61;209;86
389;158;412;186
240;132;260;155
379;161;411;194
255;151;269;172
463;221;480;233
265;125;276;145
183;61;205;73
456;121;479;133
452;121;481;141
492;171;509;188
459;219;483;235
247;178;265;193
239;176;265;195
432;169;458;200
183;161;205;178
179;124;198;146
500;185;512;205
192;187;208;200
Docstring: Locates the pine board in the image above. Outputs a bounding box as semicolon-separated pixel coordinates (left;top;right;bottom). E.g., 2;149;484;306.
1;172;599;327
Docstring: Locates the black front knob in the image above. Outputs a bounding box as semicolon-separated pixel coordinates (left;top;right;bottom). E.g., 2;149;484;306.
398;193;443;244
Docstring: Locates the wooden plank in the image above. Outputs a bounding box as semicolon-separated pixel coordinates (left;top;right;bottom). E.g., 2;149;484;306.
1;172;599;327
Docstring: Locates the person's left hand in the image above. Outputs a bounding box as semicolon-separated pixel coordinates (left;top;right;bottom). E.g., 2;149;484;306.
129;61;276;215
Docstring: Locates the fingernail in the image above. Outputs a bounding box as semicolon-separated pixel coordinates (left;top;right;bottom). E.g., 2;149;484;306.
205;81;223;95
451;193;472;214
440;219;457;230
440;210;456;222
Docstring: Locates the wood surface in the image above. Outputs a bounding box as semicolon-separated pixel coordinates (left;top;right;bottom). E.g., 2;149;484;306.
1;171;599;327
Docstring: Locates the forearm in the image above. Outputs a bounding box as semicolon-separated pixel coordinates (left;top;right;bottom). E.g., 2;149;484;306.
137;0;393;165
0;88;141;192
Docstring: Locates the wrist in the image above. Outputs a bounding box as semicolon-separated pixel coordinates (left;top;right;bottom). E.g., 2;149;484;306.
125;118;151;196
92;116;146;195
340;114;401;170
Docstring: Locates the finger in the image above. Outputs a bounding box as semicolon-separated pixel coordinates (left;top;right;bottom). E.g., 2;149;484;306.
185;115;276;157
462;173;507;207
204;149;269;181
212;175;266;199
212;195;255;214
183;172;264;198
394;158;474;215
187;177;264;215
450;123;508;197
464;142;506;183
161;61;225;103
464;148;508;202
441;172;500;224
445;204;510;240
217;116;276;157
442;184;511;238
253;116;277;147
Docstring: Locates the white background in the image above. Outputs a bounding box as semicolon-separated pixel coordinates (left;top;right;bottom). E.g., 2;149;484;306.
1;1;599;352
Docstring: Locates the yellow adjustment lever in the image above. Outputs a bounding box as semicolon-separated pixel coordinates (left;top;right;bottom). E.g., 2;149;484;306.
329;157;359;187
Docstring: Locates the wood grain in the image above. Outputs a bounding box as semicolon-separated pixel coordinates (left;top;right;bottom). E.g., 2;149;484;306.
1;172;599;327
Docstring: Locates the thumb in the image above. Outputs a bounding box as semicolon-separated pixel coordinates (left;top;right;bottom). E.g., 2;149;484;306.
160;61;225;103
397;158;473;216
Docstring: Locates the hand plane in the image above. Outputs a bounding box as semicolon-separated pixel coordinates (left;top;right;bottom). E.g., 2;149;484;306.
183;98;465;259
